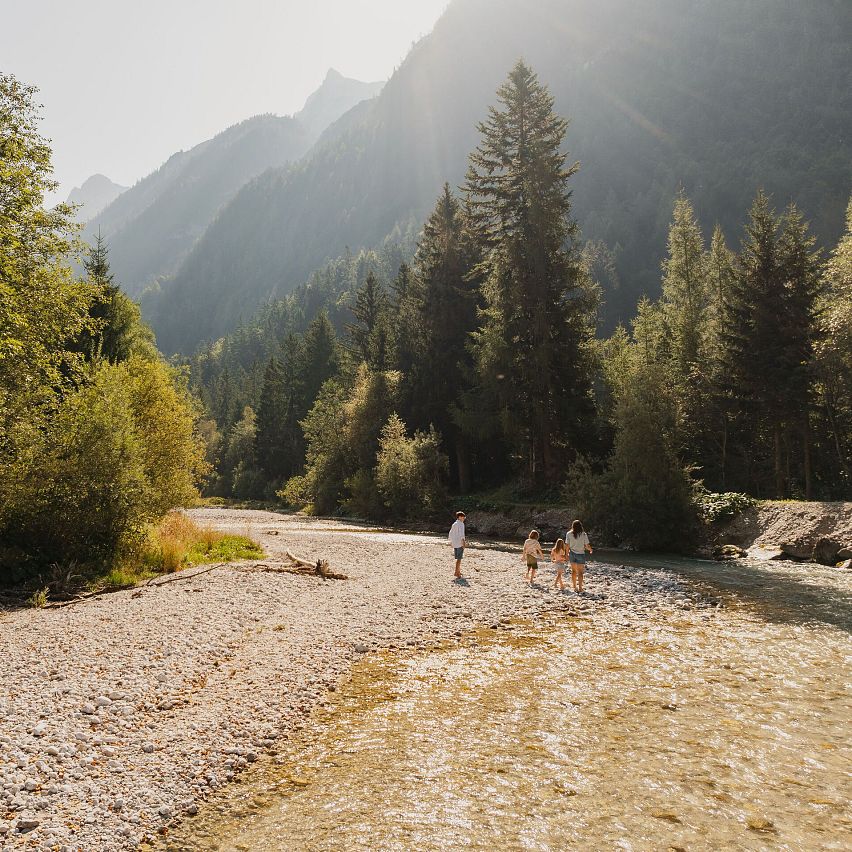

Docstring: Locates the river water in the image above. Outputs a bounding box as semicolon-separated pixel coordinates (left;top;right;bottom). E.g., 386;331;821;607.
165;553;851;851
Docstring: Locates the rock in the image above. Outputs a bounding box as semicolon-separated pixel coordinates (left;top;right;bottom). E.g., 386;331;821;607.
746;546;786;561
17;818;40;832
95;696;112;707
714;544;746;560
80;703;96;715
779;541;812;561
32;722;47;738
835;546;852;561
812;537;841;565
157;805;172;819
141;742;155;754
353;643;369;654
156;699;174;711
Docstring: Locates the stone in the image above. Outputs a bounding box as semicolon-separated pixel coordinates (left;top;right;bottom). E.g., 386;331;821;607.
835;546;852;561
812;538;841;565
95;696;112;707
141;742;155;754
32;722;47;738
157;805;172;819
714;543;747;559
17;818;40;832
156;699;174;711
779;541;812;561
80;703;96;715
353;643;369;654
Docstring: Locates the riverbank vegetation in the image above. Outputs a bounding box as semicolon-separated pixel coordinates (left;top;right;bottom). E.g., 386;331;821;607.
189;62;851;549
0;75;209;587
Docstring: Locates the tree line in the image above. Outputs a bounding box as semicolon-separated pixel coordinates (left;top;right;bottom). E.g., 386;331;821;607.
197;60;851;548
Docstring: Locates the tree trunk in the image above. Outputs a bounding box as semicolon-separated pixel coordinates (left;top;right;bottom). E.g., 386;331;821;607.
803;416;812;500
455;435;471;494
774;423;784;498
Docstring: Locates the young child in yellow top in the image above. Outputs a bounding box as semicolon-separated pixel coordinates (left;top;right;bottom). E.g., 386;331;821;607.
522;530;544;584
551;538;567;590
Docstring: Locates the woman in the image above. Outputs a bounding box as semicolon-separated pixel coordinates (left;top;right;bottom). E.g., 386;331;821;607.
566;519;592;594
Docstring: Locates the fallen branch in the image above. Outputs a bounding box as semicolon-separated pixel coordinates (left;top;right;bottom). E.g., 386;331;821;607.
284;550;348;580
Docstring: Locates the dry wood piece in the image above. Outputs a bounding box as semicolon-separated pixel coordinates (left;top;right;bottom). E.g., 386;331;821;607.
284;550;348;580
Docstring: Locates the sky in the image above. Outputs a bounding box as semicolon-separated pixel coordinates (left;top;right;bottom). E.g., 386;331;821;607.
2;0;449;201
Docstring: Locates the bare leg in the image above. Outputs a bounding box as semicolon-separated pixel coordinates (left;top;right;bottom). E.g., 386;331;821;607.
571;564;579;592
454;558;462;578
577;565;585;593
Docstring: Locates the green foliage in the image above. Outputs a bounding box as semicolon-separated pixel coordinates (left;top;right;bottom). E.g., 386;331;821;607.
693;489;757;524
586;362;698;550
375;414;449;519
1;357;207;570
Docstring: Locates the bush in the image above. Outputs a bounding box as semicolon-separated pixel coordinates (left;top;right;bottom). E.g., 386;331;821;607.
694;489;757;523
375;414;448;519
0;357;208;575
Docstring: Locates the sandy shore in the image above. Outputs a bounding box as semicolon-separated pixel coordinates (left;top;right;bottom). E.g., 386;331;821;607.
0;508;711;851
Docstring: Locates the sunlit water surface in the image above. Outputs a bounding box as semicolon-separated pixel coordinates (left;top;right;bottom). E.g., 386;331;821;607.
165;555;851;851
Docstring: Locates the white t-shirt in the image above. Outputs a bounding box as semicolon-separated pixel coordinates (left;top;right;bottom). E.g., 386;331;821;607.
567;531;589;554
449;520;466;548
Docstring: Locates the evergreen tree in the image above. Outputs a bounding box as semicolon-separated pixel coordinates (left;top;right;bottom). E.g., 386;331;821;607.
346;271;388;369
718;192;820;496
254;356;289;483
299;311;339;415
77;230;149;363
406;184;480;489
463;60;597;486
660;193;709;383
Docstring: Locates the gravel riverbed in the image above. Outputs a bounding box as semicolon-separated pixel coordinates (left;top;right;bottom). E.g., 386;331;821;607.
1;508;717;851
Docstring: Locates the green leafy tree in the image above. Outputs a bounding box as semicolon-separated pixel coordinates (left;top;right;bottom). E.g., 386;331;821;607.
375;414;448;519
254;356;290;484
463;60;598;486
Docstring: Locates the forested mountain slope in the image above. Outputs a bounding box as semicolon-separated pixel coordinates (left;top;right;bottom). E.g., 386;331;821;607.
148;0;851;355
87;71;385;296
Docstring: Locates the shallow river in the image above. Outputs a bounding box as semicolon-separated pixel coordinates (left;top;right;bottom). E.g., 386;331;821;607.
166;554;851;851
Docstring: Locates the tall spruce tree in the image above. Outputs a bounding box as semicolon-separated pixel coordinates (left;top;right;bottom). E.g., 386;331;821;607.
660;193;709;384
719;192;820;496
463;60;597;485
81;230;145;363
254;356;289;483
406;184;480;489
299;311;339;416
346;271;388;369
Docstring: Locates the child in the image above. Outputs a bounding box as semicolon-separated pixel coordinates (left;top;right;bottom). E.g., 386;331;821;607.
448;511;466;579
567;519;593;593
522;530;544;584
551;538;567;590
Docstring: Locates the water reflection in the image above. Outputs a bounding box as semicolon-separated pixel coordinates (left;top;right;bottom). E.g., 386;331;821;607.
166;558;851;851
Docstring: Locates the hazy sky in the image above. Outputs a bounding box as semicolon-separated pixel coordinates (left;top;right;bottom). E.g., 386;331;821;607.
2;0;449;200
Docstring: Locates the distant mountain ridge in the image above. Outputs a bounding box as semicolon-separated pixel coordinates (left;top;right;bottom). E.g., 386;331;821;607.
87;69;385;296
66;174;127;221
146;0;851;355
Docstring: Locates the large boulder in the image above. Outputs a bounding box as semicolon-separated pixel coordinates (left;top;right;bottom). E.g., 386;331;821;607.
836;545;852;561
812;538;842;565
779;541;812;561
713;544;747;560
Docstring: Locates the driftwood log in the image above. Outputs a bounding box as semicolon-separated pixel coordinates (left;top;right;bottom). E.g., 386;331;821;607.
284;550;348;580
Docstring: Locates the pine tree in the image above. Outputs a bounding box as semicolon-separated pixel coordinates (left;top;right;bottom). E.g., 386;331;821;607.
254;356;289;483
346;271;389;369
660;193;709;383
299;311;339;415
79;230;144;363
718;192;820;496
463;60;597;485
405;184;480;489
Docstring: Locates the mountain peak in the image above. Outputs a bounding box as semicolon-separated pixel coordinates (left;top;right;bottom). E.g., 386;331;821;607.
66;173;128;221
295;70;385;138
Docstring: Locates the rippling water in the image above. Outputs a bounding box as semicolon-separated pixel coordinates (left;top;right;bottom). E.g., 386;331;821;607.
166;556;851;851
